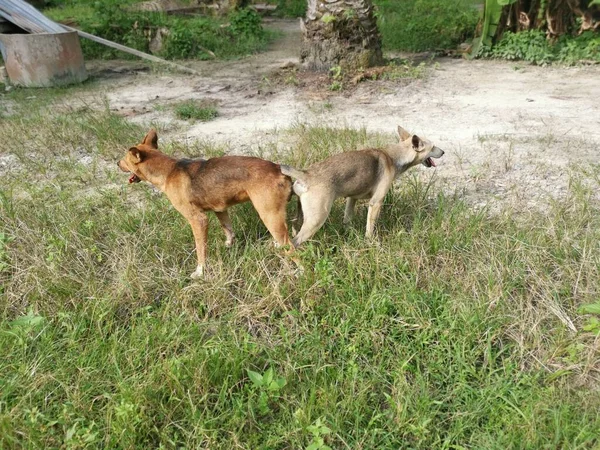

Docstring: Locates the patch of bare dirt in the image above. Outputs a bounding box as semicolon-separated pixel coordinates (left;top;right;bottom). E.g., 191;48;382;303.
81;19;600;210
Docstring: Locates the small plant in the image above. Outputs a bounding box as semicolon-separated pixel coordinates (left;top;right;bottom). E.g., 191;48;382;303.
329;65;344;91
306;418;332;450
246;367;287;415
579;302;600;335
174;100;218;121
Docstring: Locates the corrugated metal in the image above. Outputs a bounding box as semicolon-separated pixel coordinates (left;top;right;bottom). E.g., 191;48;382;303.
0;0;64;34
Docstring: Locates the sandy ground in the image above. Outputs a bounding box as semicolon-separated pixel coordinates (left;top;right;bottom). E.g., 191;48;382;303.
12;20;600;210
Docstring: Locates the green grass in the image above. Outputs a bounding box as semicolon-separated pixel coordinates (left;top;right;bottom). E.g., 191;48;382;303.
375;0;480;52
174;100;219;121
1;93;600;448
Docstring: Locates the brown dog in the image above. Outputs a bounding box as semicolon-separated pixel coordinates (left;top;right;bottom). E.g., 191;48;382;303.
281;126;444;247
118;129;293;278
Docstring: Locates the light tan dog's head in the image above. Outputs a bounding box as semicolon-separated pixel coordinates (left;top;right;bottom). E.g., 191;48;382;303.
397;126;444;168
118;129;159;183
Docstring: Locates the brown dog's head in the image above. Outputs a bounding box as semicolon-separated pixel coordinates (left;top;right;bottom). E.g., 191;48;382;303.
397;126;444;168
118;129;159;183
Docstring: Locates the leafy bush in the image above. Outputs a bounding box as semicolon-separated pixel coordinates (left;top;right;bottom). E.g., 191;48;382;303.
484;30;554;65
480;30;600;65
46;2;270;60
229;8;264;37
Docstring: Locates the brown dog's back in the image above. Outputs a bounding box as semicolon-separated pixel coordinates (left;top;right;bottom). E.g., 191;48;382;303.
167;156;291;212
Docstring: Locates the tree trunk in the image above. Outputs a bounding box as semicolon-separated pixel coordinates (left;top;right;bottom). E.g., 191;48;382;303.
300;0;384;72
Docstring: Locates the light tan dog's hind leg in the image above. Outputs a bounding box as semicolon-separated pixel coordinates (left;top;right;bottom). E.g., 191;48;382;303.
344;198;357;224
292;193;335;247
215;211;235;247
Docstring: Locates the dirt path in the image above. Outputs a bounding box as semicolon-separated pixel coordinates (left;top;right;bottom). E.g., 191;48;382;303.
85;19;600;210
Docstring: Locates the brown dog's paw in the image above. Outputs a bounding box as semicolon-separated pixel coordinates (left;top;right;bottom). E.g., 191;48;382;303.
190;265;204;280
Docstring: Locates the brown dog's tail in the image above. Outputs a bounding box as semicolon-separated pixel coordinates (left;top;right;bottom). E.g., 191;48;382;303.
280;164;306;182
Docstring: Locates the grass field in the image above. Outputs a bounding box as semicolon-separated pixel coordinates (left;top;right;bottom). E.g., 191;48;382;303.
1;88;600;448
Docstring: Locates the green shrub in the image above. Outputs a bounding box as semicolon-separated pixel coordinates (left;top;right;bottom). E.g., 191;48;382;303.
46;2;270;60
229;8;264;37
485;30;554;64
480;30;600;65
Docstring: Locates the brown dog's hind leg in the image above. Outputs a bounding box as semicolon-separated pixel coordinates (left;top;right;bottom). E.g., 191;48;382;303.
215;210;235;247
250;192;293;249
188;211;209;279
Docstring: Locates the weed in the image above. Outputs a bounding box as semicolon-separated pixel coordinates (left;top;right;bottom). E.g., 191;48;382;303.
329;65;344;91
306;418;332;450
174;100;218;121
246;367;287;415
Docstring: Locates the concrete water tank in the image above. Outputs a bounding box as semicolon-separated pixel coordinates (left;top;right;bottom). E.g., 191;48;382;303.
0;30;87;87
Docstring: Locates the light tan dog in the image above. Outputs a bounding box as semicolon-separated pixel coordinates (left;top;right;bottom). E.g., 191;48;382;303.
280;126;444;247
118;129;293;278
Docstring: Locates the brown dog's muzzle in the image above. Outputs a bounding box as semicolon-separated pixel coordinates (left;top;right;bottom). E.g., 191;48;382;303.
118;160;141;183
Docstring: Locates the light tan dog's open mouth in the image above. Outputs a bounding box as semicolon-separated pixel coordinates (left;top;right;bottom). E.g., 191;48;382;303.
129;174;141;183
424;157;436;168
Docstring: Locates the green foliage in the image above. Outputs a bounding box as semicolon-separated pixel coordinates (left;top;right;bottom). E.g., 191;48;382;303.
376;0;479;52
174;101;218;121
229;8;264;37
480;30;600;65
45;2;270;60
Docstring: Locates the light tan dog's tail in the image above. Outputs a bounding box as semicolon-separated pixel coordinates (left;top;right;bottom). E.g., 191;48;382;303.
280;164;306;181
280;164;309;195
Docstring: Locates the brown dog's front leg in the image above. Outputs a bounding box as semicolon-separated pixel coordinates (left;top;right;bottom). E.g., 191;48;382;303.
215;211;235;247
189;212;208;279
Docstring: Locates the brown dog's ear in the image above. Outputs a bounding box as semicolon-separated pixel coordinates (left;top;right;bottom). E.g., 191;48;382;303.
129;147;144;163
412;135;424;151
397;126;411;141
141;129;158;149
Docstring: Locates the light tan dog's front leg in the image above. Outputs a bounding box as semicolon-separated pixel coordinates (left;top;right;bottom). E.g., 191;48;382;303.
188;211;209;279
366;201;383;238
365;175;395;238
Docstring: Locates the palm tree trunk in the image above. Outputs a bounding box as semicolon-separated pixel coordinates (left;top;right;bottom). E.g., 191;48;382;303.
300;0;384;71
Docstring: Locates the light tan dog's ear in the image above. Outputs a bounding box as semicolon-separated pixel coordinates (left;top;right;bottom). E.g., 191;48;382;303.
397;126;411;141
141;129;158;148
412;135;424;151
129;147;144;162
